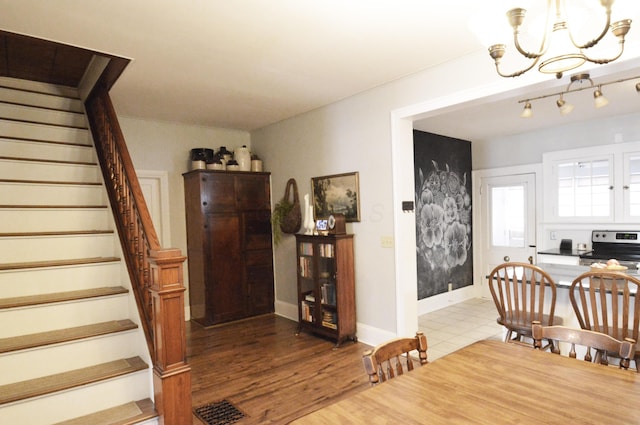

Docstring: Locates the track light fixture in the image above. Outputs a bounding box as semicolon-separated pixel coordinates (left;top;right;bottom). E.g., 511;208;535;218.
520;102;533;118
489;0;632;79
593;87;609;108
519;73;640;118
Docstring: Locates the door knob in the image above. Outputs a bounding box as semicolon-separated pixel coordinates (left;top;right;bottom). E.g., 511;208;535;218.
528;256;533;264
504;256;510;262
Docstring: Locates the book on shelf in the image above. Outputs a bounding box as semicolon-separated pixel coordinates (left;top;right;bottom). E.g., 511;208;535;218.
299;256;313;278
321;310;337;329
319;243;334;258
299;242;313;256
300;301;314;322
305;293;316;302
320;283;336;306
322;321;337;329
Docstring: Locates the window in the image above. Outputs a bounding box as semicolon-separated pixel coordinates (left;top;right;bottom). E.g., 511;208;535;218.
556;159;610;217
627;155;640;217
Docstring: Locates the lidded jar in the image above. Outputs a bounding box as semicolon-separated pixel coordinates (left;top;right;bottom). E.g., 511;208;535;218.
190;148;213;170
217;146;233;165
234;145;251;171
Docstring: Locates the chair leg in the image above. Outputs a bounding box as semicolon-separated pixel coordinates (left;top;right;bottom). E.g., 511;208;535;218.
504;330;513;343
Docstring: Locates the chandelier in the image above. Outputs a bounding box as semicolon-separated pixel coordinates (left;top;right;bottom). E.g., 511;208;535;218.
488;0;632;79
518;72;640;118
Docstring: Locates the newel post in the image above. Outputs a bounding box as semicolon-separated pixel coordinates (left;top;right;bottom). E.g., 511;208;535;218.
148;248;192;424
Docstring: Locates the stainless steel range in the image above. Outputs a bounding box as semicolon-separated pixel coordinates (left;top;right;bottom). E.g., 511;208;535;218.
579;230;640;269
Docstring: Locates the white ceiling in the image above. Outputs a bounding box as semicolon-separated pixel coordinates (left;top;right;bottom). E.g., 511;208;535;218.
1;0;639;140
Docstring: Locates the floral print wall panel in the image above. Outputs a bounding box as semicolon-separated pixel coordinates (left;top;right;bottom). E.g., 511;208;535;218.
413;130;472;299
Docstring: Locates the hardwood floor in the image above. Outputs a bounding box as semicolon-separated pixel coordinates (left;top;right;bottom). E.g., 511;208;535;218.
187;314;372;424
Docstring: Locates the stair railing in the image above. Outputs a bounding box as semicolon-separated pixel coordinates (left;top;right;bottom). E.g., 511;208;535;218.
85;83;192;424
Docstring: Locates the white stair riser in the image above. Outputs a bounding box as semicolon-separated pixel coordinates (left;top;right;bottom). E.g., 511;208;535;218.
0;370;152;425
0;120;89;144
0;208;111;232
0;87;82;113
0;183;106;205
0;262;121;297
0;331;141;385
0;103;86;128
0;138;95;163
0;234;116;262
0;160;100;182
0;295;129;338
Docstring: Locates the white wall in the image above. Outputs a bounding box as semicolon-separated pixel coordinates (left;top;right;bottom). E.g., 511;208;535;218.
117;116;251;313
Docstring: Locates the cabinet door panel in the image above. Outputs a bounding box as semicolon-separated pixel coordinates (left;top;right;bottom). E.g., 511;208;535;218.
201;173;236;213
243;211;272;250
205;214;245;323
237;175;270;210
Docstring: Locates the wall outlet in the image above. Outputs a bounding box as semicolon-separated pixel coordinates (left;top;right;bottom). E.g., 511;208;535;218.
550;231;557;240
381;236;394;248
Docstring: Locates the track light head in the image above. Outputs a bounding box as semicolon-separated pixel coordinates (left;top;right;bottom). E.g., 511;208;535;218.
557;96;574;115
520;102;533;118
593;87;609;108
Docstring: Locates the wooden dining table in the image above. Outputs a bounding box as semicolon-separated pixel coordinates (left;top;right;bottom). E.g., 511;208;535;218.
289;339;640;424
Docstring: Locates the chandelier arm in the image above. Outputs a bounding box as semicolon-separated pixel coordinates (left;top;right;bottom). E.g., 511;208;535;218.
567;6;612;49
583;39;626;65
495;56;541;78
512;31;546;59
512;0;554;59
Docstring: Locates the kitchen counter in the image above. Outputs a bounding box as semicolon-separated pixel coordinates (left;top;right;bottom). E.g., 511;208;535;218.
537;248;588;257
536;262;640;288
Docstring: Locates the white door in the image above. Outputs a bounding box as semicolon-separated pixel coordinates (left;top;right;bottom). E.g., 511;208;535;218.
480;173;536;298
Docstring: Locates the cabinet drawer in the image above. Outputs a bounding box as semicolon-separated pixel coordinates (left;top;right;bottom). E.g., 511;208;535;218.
246;250;273;267
244;211;272;250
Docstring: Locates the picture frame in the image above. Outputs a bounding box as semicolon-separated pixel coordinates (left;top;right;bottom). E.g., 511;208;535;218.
311;172;360;222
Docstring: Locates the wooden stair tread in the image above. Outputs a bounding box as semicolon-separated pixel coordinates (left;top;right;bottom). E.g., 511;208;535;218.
0;319;138;354
0;230;114;238
0;178;102;186
0;256;120;271
0;286;129;309
52;398;157;425
0;116;87;130
0;356;148;405
0;135;92;148
0;155;96;166
0;204;108;209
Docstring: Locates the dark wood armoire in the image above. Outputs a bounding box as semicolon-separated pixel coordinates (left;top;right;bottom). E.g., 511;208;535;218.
183;169;274;326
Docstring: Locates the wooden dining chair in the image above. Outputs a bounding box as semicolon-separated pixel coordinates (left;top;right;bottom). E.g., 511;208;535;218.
488;262;561;346
362;331;428;386
569;270;640;371
532;321;636;369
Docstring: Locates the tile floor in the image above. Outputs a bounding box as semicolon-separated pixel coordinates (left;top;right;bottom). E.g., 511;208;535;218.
418;297;505;361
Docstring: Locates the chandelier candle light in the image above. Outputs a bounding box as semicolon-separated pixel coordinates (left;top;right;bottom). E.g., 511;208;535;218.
488;0;632;79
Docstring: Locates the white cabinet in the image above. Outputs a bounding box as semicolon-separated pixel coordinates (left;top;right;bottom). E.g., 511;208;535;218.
543;141;640;224
537;254;579;266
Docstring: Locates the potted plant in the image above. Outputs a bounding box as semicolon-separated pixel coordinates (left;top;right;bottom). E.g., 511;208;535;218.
271;198;293;245
271;178;301;245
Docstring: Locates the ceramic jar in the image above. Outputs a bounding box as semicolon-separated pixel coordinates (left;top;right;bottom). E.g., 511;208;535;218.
190;148;213;170
234;145;251;171
217;146;233;165
226;159;240;171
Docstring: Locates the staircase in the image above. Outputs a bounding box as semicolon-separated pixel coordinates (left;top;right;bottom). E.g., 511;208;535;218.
0;77;158;424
